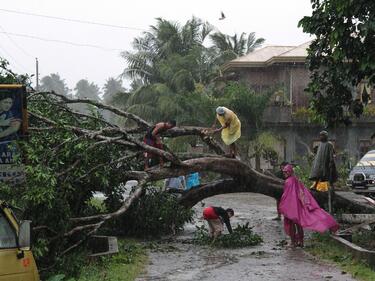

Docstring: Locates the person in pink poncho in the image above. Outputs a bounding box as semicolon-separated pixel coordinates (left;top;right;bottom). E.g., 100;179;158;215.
279;164;339;248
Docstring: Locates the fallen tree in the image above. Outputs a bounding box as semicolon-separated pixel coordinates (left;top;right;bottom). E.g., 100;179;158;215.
5;90;374;267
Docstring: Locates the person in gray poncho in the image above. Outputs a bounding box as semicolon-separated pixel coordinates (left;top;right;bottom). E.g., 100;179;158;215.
310;131;338;212
310;131;338;183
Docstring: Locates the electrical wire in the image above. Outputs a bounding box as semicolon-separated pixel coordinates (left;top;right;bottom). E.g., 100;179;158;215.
0;24;34;58
0;43;33;73
0;8;145;31
0;31;123;52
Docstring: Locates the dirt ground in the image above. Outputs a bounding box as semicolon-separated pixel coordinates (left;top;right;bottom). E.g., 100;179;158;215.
137;193;356;281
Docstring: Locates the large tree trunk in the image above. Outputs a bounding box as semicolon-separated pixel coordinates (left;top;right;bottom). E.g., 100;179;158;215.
177;172;375;214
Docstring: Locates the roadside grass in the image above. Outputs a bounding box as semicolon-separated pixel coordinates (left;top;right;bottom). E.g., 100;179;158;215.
306;233;375;281
76;239;147;281
47;239;147;281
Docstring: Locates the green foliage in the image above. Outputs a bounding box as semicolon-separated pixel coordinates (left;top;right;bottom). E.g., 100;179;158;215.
122;17;264;94
0;57;31;85
40;73;71;97
119;17;268;130
74;79;101;100
298;0;375;125
124;80;272;132
45;239;146;281
219;82;272;129
293;163;313;187
363;104;375;117
307;233;375;281
122;17;215;85
292;106;325;124
103;77;129;104
209;31;265;58
0;93;139;267
193;223;263;248
352;229;375;251
115;187;194;237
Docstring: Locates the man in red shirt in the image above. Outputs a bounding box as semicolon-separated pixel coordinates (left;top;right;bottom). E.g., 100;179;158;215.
203;206;234;238
143;120;176;170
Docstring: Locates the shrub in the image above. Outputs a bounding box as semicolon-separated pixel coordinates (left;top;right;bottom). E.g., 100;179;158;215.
113;187;194;237
193;223;263;248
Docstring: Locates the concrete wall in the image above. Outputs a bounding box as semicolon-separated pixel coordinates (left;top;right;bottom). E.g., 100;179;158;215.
265;122;375;165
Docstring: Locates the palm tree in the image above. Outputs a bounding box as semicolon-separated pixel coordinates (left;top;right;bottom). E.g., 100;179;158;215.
40;73;71;97
74;79;101;100
103;77;126;104
121;17;213;85
210;31;265;59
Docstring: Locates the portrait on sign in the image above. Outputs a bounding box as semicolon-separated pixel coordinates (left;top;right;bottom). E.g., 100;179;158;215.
0;85;27;184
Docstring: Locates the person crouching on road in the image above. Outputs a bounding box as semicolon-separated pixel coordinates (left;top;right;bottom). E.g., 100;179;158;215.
203;206;234;238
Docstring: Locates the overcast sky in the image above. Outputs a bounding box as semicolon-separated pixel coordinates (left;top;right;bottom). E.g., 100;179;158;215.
0;0;312;91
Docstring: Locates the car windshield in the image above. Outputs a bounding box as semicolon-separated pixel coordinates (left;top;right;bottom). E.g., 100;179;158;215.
0;211;17;249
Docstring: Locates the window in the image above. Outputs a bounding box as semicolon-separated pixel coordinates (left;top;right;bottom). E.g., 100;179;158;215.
0;211;17;249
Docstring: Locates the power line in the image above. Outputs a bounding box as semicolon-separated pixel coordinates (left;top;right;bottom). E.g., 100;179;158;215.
0;24;34;58
0;8;145;32
0;31;123;52
0;43;33;73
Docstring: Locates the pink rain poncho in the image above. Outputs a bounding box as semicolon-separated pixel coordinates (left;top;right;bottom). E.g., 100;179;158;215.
279;165;339;235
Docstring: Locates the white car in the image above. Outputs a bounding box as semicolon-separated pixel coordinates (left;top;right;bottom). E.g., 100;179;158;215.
347;150;375;189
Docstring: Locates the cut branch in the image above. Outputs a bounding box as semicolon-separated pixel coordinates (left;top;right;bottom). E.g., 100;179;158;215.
35;91;151;128
70;182;145;223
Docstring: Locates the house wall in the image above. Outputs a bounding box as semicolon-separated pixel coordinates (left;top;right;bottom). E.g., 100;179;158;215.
232;62;375;171
236;63;310;109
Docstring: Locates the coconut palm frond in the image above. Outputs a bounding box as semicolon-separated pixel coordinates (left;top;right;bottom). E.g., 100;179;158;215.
121;51;156;82
171;69;195;92
247;32;265;53
200;21;214;43
210;32;230;52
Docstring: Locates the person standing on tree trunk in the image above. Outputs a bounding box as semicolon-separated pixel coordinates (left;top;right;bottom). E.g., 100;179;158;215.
210;106;241;158
309;130;338;213
143;120;176;170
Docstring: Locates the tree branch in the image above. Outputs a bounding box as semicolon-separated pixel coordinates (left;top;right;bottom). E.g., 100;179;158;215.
35;91;151;128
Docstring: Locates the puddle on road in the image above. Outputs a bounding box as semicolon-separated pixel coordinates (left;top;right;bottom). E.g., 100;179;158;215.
137;193;356;281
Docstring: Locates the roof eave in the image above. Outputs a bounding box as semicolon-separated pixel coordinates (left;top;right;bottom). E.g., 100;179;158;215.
223;56;307;72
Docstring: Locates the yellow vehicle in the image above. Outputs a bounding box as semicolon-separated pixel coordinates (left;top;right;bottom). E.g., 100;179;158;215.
0;201;40;280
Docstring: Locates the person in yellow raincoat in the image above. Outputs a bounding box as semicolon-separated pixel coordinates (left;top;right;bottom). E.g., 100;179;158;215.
211;106;241;158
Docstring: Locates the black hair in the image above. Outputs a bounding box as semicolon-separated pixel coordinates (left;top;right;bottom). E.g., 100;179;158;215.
226;208;234;216
0;92;14;101
280;161;288;167
168;120;176;126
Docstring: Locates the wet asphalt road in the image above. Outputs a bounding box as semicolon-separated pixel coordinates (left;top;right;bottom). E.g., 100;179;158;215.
136;193;357;281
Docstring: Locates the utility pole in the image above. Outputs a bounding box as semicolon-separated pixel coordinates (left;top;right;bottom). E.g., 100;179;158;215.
35;57;39;92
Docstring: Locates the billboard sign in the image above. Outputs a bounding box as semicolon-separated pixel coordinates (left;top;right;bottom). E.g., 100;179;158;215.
0;85;28;184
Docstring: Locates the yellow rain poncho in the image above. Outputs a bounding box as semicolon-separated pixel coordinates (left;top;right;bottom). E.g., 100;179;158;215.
216;107;241;145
